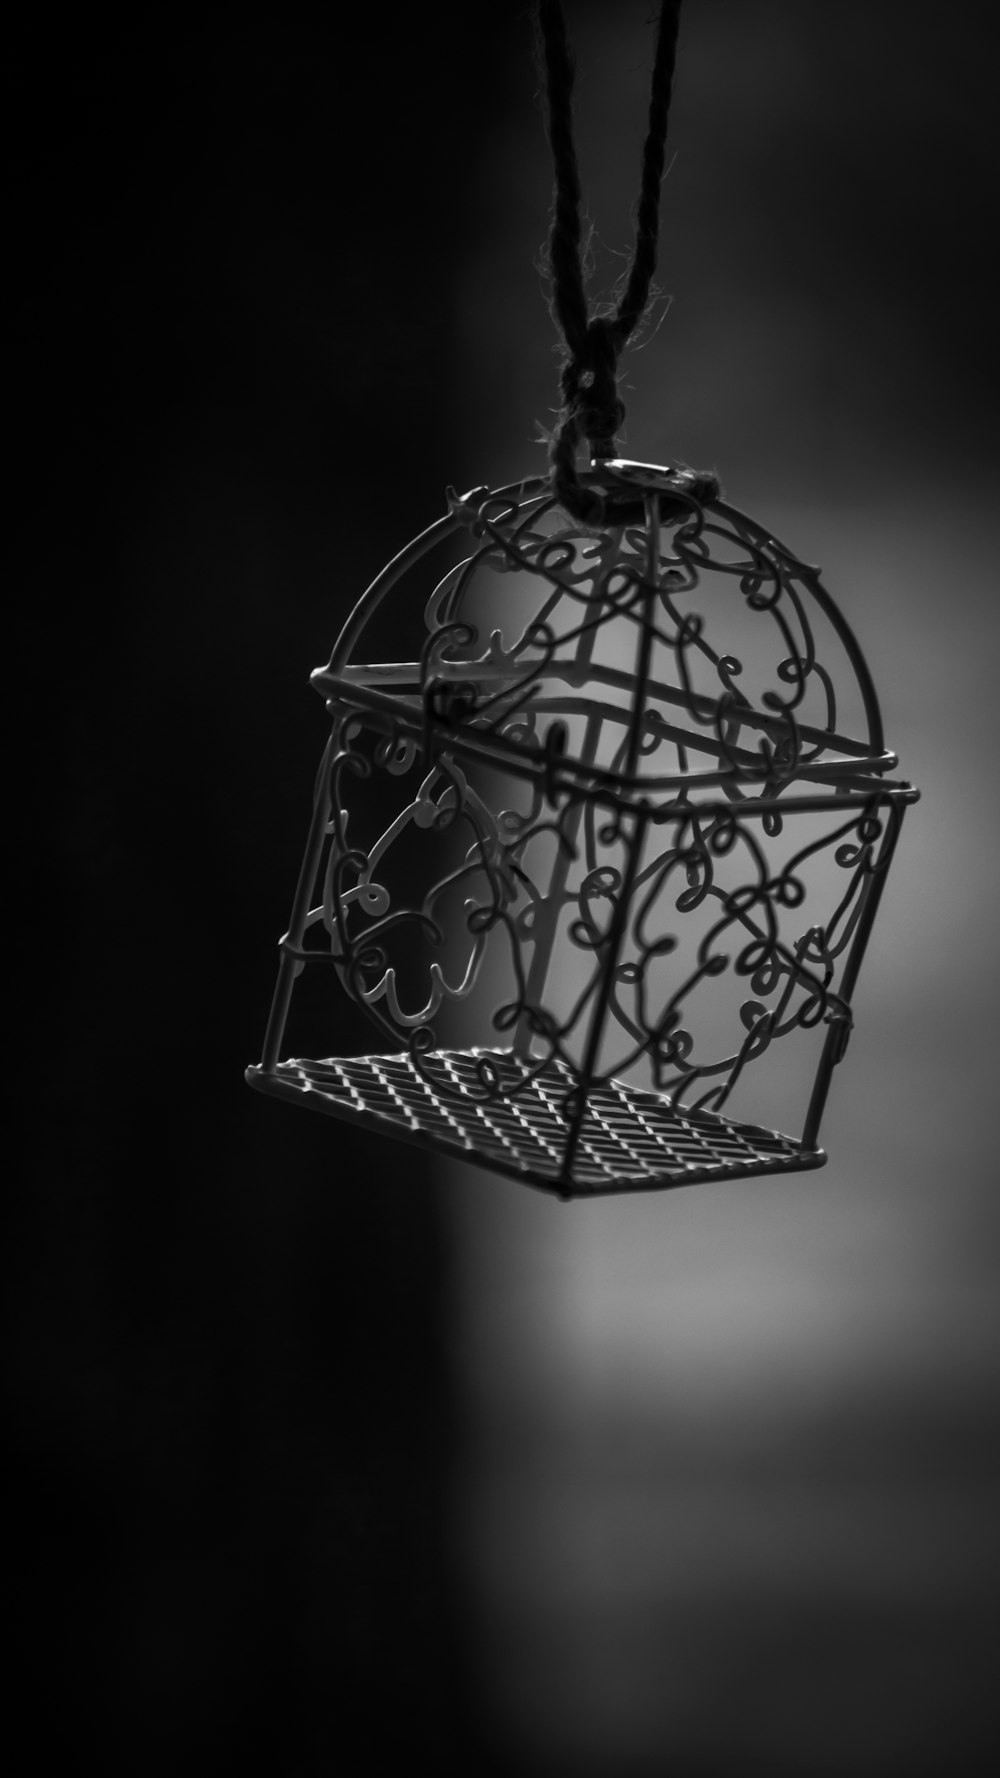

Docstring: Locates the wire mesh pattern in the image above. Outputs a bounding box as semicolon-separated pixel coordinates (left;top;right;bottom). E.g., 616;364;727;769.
247;1049;820;1198
248;461;918;1197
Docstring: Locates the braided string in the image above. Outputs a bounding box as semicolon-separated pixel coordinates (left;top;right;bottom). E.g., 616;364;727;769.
538;0;682;524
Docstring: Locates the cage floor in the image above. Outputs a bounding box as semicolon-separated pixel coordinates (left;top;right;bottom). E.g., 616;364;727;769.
247;1048;824;1198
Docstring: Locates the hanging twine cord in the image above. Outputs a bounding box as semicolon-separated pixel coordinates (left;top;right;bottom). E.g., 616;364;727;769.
538;0;682;523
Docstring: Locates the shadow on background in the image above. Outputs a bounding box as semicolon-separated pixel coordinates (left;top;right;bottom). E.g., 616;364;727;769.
8;4;1000;1775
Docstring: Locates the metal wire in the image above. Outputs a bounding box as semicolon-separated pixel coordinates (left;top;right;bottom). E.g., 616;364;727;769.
247;460;918;1198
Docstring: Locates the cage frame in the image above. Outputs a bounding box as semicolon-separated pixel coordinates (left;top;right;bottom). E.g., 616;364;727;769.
247;461;918;1199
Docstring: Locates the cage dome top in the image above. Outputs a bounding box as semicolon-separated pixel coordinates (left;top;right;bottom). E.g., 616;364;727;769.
313;461;896;819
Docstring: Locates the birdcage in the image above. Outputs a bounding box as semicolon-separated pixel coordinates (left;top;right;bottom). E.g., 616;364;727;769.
246;459;917;1198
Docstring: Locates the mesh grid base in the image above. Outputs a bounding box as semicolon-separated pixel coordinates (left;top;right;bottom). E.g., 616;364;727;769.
247;1047;825;1198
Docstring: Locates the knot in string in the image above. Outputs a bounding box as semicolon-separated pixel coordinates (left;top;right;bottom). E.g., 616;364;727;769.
538;0;682;525
561;316;625;451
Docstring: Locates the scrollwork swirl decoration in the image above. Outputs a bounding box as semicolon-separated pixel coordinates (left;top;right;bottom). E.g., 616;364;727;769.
249;462;916;1190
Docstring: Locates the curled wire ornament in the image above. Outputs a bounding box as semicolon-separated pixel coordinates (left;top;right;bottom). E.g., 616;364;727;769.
248;460;918;1198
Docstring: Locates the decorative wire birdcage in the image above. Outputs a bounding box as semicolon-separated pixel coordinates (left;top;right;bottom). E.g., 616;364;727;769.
246;457;918;1198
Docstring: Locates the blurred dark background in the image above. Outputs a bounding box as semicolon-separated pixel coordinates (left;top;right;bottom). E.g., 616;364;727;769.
8;4;1000;1774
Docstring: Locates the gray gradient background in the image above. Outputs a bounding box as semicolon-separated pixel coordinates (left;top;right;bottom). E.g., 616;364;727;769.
447;3;999;1771
10;4;998;1773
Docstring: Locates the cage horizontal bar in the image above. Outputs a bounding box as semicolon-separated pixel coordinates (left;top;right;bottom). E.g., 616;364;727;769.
311;683;917;811
318;671;898;788
322;658;879;763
